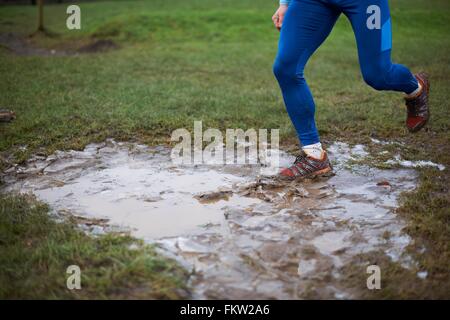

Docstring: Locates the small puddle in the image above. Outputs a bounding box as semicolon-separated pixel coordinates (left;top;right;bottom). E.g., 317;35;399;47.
1;139;418;299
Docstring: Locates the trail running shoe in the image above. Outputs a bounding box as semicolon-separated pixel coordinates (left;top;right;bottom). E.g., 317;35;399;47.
405;72;430;133
279;151;333;180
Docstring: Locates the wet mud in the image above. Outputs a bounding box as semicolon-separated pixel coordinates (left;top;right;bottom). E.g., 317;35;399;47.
0;33;118;56
1;139;419;299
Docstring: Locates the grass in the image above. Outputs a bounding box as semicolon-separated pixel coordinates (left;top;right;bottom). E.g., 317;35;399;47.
0;0;449;298
0;193;189;299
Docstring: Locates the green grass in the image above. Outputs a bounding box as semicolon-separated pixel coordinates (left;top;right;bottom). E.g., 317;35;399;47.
0;0;448;160
0;0;449;298
0;194;189;299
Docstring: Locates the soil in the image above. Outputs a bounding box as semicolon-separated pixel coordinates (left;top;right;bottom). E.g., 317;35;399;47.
0;33;119;56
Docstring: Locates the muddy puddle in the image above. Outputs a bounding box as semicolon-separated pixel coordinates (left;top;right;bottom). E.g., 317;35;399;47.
1;139;420;299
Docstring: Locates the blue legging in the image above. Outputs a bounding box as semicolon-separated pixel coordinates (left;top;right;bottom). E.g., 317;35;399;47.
273;0;419;146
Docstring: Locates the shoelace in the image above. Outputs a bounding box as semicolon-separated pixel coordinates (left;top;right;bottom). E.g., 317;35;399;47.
294;153;308;164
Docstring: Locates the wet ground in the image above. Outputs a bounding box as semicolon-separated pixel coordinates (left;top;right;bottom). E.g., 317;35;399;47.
1;139;420;299
0;33;118;56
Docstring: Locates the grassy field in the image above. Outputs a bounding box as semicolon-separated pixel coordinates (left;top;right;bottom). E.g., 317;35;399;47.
0;0;449;298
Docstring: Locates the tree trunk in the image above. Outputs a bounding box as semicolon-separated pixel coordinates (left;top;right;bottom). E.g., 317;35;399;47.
37;0;44;31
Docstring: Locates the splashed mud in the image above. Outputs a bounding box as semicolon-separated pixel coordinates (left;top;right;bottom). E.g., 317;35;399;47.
1;139;418;299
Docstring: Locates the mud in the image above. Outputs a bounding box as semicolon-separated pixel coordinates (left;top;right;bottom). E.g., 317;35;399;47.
0;33;118;56
0;109;16;123
0;33;69;56
1;139;420;299
77;39;119;53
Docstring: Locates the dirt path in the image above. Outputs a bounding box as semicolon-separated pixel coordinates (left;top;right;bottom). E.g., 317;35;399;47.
1;139;425;299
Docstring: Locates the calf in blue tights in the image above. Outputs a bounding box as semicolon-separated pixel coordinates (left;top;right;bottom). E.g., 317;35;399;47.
272;0;430;180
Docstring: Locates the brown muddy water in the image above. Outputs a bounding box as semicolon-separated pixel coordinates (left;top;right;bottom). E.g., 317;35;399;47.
1;139;422;299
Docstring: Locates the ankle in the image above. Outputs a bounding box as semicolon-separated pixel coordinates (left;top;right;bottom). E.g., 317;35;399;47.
406;81;423;99
302;142;323;159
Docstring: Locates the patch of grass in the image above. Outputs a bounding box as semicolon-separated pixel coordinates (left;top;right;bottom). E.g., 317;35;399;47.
336;141;450;299
397;168;450;289
339;250;449;299
0;194;189;299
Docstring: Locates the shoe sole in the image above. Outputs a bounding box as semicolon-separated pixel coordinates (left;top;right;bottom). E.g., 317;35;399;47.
278;166;334;182
408;119;428;133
